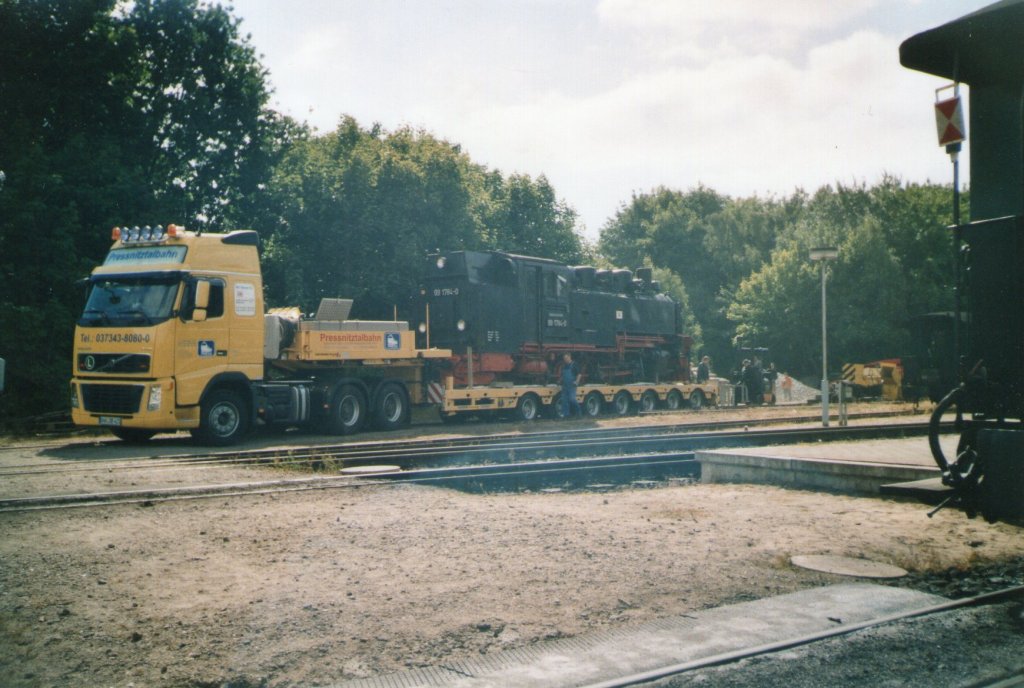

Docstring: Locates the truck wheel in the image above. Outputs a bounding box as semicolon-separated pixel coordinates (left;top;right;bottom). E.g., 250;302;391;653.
192;388;249;446
111;428;156;443
583;391;603;418
514;393;541;421
640;389;658;413
665;390;684;410
612;390;633;416
690;390;706;410
329;385;366;435
373;383;409;431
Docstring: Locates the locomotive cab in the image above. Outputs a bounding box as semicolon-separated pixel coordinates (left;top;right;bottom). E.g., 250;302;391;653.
419;250;571;355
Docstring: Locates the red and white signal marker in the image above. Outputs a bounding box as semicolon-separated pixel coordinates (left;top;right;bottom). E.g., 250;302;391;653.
935;92;966;147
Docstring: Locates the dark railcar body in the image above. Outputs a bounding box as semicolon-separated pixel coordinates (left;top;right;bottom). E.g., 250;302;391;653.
901;0;1024;522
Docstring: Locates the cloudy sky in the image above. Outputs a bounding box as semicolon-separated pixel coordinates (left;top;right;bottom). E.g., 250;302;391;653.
229;0;975;238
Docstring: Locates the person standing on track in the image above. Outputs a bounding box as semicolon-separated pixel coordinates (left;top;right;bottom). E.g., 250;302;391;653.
560;353;582;418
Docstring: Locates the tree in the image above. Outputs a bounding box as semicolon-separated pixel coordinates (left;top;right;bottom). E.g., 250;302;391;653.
0;0;284;421
482;173;583;263
729;216;910;378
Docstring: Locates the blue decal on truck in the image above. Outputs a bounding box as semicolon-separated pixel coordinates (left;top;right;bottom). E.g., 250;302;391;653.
198;340;215;357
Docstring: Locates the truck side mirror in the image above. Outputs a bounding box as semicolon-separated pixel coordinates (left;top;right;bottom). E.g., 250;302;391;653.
192;281;210;322
194;280;210;309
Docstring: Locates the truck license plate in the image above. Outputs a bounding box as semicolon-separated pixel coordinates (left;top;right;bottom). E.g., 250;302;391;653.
98;416;123;427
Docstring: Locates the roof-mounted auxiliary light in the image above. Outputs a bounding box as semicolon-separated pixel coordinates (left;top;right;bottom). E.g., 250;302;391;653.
111;223;184;244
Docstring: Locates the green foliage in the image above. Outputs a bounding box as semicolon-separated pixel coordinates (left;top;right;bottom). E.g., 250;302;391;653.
0;0;285;421
599;180;960;378
730;217;910;375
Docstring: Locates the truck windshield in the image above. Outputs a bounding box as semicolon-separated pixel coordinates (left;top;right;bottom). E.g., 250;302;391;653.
78;274;181;326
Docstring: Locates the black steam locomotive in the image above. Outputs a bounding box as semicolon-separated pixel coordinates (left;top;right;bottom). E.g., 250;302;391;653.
415;250;691;386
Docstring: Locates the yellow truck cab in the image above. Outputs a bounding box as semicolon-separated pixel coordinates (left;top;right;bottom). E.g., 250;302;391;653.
71;225;449;445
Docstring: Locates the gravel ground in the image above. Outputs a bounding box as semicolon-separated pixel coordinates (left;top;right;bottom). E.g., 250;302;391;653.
1;406;1022;688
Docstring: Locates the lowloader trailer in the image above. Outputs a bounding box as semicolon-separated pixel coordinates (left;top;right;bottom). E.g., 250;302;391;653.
439;375;717;422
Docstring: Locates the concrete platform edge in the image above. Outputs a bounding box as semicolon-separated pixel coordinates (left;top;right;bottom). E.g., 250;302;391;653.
698;450;939;494
330;584;946;688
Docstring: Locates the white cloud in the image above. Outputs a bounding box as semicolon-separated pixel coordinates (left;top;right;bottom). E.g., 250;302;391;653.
436;28;957;235
597;0;882;34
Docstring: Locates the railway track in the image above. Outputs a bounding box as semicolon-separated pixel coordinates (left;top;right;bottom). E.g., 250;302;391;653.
0;419;951;513
0;451;699;512
0;410;935;476
0;408;921;471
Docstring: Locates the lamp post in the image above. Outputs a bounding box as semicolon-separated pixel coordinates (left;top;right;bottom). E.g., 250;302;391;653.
810;247;838;427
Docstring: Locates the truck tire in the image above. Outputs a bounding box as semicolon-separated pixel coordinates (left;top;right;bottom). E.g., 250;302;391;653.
665;390;684;410
514;393;541;421
192;388;249;446
111;428;157;443
328;385;366;435
640;389;658;413
689;389;706;410
583;391;604;418
612;390;633;416
373;383;409;431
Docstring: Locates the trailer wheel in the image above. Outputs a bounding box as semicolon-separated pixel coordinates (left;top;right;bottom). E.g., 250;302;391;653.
373;383;409;431
583;391;604;418
665;390;684;410
639;389;658;413
111;428;157;443
192;388;249;446
549;393;566;419
514;393;541;421
612;390;633;416
689;389;706;410
328;385;366;435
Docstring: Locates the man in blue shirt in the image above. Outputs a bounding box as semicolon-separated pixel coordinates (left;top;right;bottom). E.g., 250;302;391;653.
560;353;582;418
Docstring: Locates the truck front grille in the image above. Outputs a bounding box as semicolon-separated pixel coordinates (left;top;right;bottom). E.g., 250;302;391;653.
78;353;151;374
81;384;144;414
